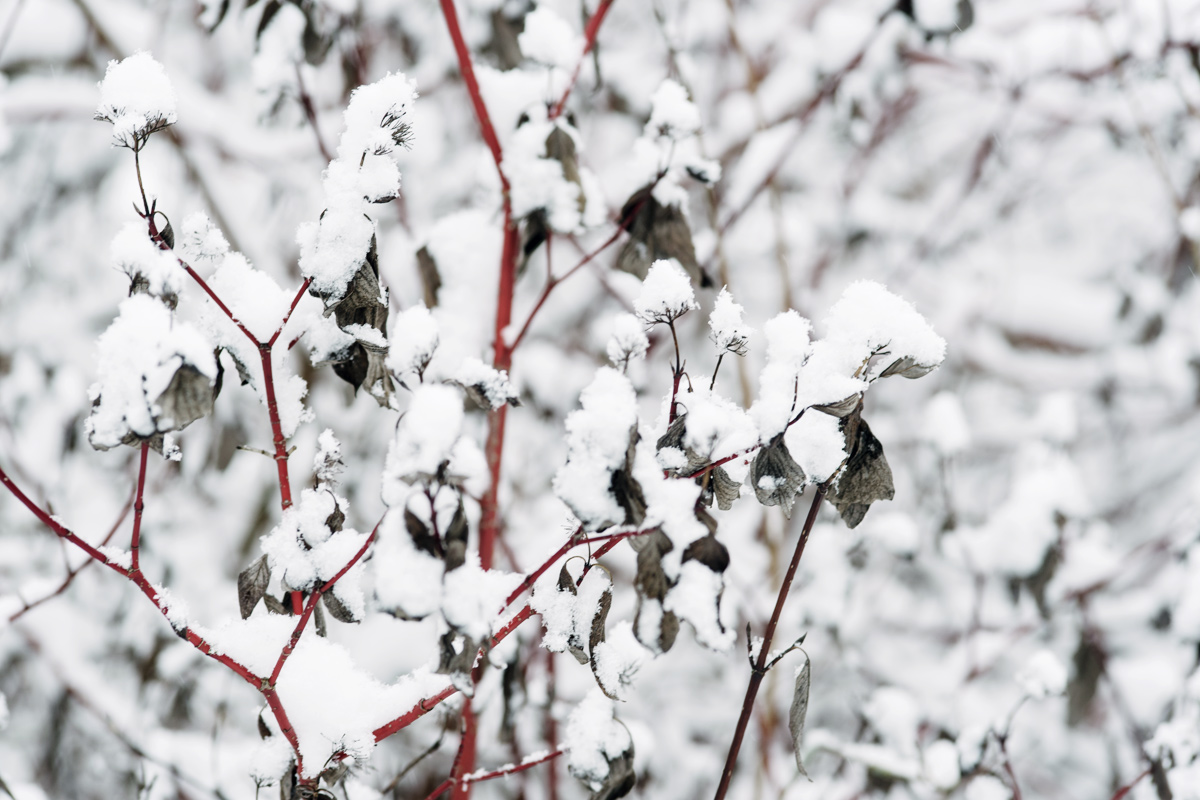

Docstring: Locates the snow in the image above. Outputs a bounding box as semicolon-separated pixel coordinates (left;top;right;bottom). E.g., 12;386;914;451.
647;80;701;139
518;8;583;70
383;384;464;489
176;212;229;266
314;429;345;485
606;313;650;368
201;612;451;777
554;368;639;530
923;391;970;455
634;260;698;325
663;561;733;651
110;222;185;300
0;691;8;730
388;304;440;378
95;51;176;147
1017;650;1068;699
823;281;947;380
86;295;217;449
565;689;632;790
709;288;753;355
299;72;416;302
453;357;518;409
913;0;960;30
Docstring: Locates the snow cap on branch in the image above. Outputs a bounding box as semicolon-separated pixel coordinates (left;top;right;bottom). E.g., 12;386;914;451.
635;259;698;325
710;287;753;356
518;7;583;70
95;52;177;149
111;222;186;306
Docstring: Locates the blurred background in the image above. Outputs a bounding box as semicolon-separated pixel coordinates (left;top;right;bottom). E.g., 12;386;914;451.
3;0;1200;798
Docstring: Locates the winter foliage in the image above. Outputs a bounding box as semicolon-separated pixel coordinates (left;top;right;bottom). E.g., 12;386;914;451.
3;1;1200;799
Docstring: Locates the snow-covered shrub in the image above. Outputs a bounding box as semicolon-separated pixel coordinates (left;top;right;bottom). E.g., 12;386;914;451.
4;2;1199;800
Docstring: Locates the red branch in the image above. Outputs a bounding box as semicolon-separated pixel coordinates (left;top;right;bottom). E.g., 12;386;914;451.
7;490;133;622
129;441;149;573
259;345;294;510
0;464;262;688
269;522;380;685
550;0;617;119
269;277;313;347
438;0;507;189
422;748;565;800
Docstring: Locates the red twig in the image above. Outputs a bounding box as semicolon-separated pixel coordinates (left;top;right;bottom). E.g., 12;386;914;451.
1109;767;1152;800
370;533;629;748
269;277;313;347
269;522;380;685
424;749;566;800
180;262;260;345
259;346;294;510
7;490;133;622
712;485;827;800
504;526;584;607
550;0;617;119
438;0;507;189
509;219;629;351
129;440;149;573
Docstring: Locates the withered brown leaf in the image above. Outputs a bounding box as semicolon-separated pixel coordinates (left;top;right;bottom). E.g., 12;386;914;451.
236;555;271;619
750;437;807;518
828;417;894;529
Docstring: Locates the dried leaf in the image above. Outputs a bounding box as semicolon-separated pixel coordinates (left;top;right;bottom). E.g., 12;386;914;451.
789;655;812;779
593;745;636;800
439;630;483;692
324;500;345;534
263;593;289;615
610;425;647;527
558;562;579;595
1068;633;1105;727
546;127;583;213
484;6;526;70
236;555;270;620
750;437;807;517
615;187;704;285
632;530;679;653
322;588;358;624
682;533;730;573
813;394;861;418
404;507;441;558
257;709;272;740
588;585;615;697
878;355;937;380
712;466;742;511
443;500;468;571
155;363;216;434
313;595;327;637
415;245;442;308
316;233;394;405
828;418;894;529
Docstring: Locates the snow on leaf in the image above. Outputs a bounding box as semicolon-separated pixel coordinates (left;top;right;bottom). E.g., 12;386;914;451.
750;436;807;518
86;295;218;451
565;689;635;798
709;287;753;356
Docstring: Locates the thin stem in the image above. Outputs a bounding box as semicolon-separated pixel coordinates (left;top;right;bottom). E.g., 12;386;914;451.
180;262;260;345
710;353;725;392
550;0;617;119
1110;768;1152;800
258;346;293;510
295;63;334;163
268;278;312;347
510;218;631;351
712;485;826;800
269;522;380;686
133;144;152;217
450;699;478;800
0;463;263;688
129;440;149;573
8;489;133;622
